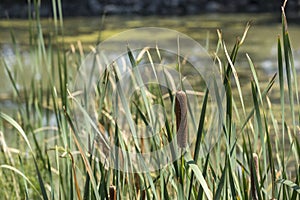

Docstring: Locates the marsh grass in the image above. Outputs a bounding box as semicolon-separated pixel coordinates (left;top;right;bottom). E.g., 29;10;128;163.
0;0;300;199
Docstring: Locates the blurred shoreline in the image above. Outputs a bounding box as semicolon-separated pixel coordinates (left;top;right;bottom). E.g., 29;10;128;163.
1;0;300;18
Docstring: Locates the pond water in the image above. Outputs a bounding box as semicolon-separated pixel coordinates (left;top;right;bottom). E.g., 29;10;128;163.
1;13;300;96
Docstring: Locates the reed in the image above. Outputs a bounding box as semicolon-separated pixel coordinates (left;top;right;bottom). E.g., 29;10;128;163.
0;0;299;199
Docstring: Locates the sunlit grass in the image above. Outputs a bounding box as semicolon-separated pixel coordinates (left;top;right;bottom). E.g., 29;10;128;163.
0;0;300;199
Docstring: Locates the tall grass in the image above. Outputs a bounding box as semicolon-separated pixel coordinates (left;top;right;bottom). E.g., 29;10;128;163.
0;0;300;199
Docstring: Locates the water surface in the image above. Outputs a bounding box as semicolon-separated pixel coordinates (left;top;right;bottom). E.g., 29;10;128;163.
1;13;300;96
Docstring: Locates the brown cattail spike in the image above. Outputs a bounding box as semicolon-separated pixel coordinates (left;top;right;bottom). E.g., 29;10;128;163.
252;153;260;182
175;91;188;148
140;189;146;200
250;153;260;200
109;185;116;200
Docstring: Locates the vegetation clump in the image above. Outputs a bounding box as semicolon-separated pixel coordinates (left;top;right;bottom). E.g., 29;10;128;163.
0;1;300;199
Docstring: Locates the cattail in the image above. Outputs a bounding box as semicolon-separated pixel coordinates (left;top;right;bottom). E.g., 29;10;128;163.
134;173;144;199
175;91;188;148
250;153;260;200
140;189;146;200
134;173;140;190
109;185;116;200
252;153;260;182
95;122;110;157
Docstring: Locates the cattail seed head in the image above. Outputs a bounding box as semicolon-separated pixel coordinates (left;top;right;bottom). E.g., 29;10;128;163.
250;153;260;200
175;91;188;148
109;185;116;200
252;153;260;182
140;189;146;200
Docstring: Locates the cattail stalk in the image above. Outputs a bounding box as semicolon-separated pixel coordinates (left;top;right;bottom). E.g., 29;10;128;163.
175;91;188;148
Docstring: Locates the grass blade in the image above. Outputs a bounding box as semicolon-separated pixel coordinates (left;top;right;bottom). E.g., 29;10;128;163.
278;179;300;194
185;153;212;200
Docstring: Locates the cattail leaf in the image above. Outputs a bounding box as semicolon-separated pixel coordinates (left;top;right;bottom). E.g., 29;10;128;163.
196;152;210;200
278;179;300;194
240;73;276;131
0;164;40;195
63;106;101;200
224;42;246;116
214;161;227;200
185;154;212;200
194;89;209;162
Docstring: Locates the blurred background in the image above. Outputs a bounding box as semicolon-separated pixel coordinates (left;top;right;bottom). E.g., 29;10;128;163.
1;0;300;17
